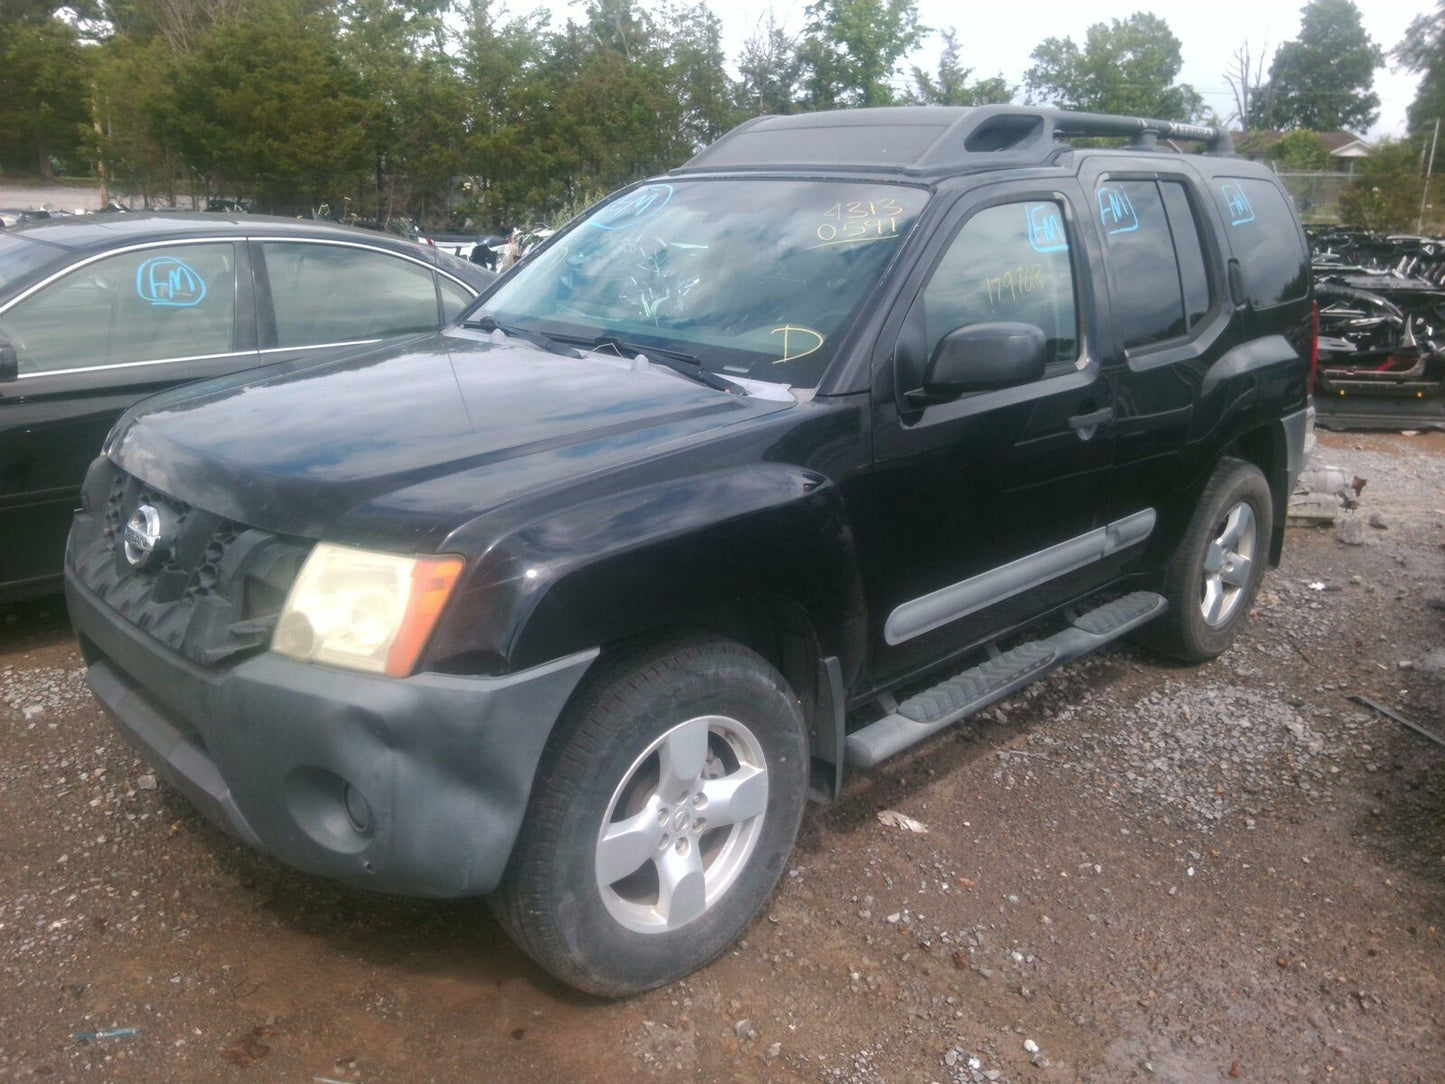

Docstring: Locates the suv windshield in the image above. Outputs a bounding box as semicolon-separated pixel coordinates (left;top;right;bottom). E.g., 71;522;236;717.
0;233;64;294
478;179;930;389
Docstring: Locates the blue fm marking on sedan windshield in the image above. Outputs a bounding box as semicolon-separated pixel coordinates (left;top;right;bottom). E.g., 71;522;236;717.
136;256;207;307
1221;182;1255;226
1097;186;1139;234
588;184;674;230
1025;204;1068;253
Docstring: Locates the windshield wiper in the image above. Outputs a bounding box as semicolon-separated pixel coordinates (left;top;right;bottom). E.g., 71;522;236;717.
462;315;581;358
554;332;739;394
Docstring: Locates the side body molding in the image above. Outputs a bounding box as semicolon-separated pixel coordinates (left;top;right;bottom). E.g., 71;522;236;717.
883;509;1157;646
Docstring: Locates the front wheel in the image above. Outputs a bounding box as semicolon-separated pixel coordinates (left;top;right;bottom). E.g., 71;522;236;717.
1144;457;1273;662
491;636;808;996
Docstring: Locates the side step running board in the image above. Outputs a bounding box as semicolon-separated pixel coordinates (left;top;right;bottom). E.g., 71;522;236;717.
844;591;1166;769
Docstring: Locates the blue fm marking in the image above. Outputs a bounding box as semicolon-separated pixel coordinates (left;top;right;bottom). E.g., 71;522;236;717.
588;183;674;230
135;256;207;307
1025;203;1069;252
1220;182;1255;226
1097;186;1139;234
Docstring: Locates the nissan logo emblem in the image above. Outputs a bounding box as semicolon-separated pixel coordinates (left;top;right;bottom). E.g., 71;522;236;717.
123;502;172;568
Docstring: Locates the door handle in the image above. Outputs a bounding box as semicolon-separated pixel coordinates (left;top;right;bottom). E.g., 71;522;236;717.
1227;258;1247;307
1068;406;1115;437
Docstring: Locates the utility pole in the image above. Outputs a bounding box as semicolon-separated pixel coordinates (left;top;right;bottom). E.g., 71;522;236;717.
1418;116;1440;235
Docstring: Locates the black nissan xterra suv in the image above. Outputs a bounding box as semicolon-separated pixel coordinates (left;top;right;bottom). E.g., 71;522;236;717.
65;106;1316;996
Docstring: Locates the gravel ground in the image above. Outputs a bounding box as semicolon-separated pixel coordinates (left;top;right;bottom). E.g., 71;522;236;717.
0;430;1441;1083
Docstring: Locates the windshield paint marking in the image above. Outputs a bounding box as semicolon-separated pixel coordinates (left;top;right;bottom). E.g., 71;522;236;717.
588;184;674;231
770;325;825;364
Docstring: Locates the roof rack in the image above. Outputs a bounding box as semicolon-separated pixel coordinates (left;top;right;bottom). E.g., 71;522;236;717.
677;105;1234;176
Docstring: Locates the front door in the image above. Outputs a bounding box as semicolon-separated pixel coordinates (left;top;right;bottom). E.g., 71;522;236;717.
860;183;1121;687
0;240;257;593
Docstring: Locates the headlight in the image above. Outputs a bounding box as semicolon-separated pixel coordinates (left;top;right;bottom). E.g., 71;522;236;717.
272;543;465;677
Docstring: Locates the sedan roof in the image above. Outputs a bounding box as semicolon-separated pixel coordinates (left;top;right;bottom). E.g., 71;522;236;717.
10;212;426;256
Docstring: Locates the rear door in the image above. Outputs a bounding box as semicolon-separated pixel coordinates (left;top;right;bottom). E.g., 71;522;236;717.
251;239;473;366
861;181;1120;687
1076;162;1241;564
0;239;257;592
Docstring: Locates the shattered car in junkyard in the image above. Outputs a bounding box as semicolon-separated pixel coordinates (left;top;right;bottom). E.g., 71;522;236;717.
1307;228;1445;430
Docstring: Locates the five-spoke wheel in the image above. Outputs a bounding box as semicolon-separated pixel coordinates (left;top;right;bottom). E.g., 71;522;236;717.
1145;456;1273;662
1200;500;1257;628
492;637;807;996
596;715;770;933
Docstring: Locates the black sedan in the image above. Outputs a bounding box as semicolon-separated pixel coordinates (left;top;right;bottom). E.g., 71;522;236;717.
0;213;494;600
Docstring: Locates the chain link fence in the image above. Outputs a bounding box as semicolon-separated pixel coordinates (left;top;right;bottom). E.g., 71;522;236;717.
1275;172;1353;224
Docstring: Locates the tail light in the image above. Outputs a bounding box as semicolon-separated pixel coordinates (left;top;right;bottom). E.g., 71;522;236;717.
1308;300;1320;396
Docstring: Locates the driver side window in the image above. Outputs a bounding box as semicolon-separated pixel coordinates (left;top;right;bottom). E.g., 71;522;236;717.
0;243;237;374
922;201;1079;366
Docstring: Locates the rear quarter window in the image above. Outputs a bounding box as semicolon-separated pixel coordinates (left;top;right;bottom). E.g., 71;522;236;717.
1212;177;1308;309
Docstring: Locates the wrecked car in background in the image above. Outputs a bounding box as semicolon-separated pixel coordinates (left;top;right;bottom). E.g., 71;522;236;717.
0;213;494;601
1308;228;1445;430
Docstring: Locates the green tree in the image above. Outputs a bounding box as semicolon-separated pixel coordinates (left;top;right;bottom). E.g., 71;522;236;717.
906;29;1011;106
161;0;374;214
456;0;549;222
1395;1;1445;139
91;35;185;204
659;2;739;151
1024;13;1203;120
0;11;91;177
335;0;462;223
798;0;926;109
1267;129;1329;171
1258;0;1382;131
478;0;686;223
737;12;803;115
87;0;253;206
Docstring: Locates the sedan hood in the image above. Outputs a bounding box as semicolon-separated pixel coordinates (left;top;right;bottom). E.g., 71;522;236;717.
108;330;794;546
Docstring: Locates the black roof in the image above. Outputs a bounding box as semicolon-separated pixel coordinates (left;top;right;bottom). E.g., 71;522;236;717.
8;212;428;257
678;105;1234;178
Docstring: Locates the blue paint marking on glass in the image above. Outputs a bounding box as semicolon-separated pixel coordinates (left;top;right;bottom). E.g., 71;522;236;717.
588;183;674;231
1220;182;1255;226
136;256;207;307
1025;203;1069;253
1097;186;1139;234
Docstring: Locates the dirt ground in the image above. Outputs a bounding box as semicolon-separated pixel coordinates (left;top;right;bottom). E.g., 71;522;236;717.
1;430;1441;1084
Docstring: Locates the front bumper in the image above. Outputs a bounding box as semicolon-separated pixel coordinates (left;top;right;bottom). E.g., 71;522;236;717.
66;569;596;897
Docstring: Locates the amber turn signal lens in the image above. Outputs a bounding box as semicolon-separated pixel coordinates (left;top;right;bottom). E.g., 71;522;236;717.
385;555;465;677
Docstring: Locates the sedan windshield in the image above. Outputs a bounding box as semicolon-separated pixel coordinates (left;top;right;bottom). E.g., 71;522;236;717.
0;233;64;294
478;179;930;389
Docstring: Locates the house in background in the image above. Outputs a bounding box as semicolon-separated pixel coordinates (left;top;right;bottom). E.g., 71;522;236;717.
1230;131;1371;173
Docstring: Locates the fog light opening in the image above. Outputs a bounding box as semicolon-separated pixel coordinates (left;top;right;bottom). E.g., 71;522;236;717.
343;783;373;834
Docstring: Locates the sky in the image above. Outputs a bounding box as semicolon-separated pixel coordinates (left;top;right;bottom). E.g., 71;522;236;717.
527;0;1428;138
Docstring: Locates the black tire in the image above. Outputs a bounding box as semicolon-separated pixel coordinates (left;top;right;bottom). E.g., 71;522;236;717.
491;635;809;997
1143;457;1273;663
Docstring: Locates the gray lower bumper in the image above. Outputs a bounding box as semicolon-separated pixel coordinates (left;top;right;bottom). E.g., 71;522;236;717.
66;570;596;898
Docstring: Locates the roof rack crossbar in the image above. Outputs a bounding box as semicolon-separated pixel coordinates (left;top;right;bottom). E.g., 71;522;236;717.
1044;109;1233;154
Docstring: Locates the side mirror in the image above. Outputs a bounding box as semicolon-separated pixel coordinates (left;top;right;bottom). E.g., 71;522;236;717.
0;342;17;383
918;322;1048;400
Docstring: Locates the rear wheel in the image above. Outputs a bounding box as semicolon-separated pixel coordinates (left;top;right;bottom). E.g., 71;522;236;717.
491;636;808;996
1144;457;1273;662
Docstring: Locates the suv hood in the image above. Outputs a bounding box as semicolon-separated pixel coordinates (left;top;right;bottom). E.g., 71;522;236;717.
108;330;794;546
